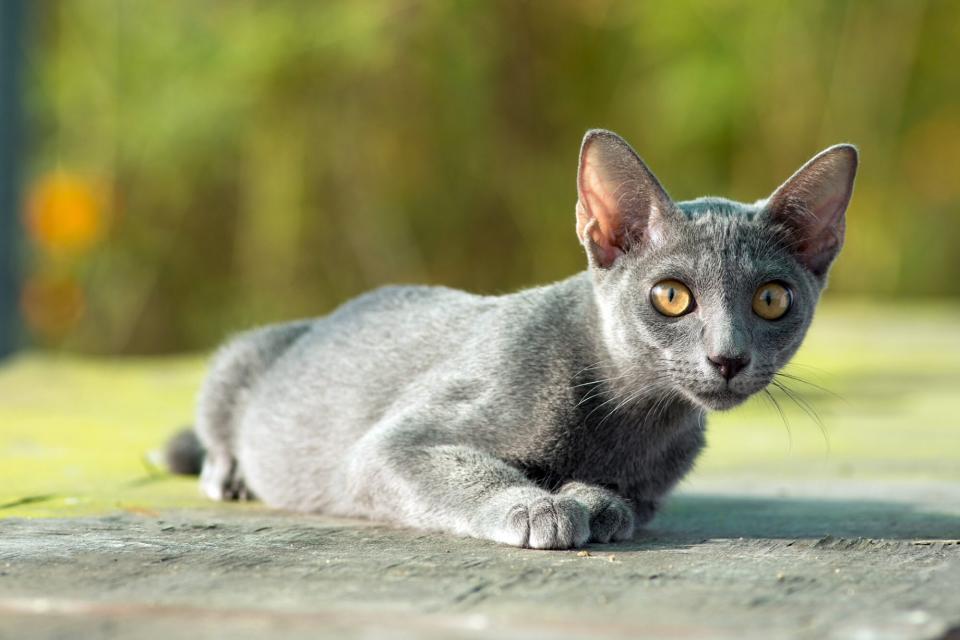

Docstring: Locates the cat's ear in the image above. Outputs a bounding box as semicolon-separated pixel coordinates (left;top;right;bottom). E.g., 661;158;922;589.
576;129;676;269
763;144;858;278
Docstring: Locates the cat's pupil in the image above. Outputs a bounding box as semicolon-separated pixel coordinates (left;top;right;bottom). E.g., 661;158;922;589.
764;290;772;306
667;288;675;302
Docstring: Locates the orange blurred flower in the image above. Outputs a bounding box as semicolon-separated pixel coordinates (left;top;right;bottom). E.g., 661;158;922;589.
24;171;108;256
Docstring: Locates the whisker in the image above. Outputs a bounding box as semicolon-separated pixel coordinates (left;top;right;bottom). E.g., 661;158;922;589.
571;364;643;409
596;381;659;428
783;361;833;377
574;386;609;409
584;376;666;426
570;367;638;390
774;372;843;401
772;379;825;429
771;379;831;455
763;387;792;450
581;388;633;424
569;359;613;382
647;388;678;428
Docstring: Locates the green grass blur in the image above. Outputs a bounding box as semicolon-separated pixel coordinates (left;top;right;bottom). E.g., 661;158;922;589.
21;1;960;353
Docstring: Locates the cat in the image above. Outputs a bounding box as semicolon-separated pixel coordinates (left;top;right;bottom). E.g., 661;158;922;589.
166;129;858;549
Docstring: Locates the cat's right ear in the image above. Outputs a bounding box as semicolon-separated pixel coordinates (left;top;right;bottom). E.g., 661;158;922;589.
576;129;675;269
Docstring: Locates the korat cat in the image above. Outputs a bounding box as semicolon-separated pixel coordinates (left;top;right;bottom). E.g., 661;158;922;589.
167;130;858;549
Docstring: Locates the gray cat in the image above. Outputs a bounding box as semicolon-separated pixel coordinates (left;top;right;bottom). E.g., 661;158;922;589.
166;130;857;549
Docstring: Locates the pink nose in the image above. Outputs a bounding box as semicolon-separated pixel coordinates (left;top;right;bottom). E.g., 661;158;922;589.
707;355;750;380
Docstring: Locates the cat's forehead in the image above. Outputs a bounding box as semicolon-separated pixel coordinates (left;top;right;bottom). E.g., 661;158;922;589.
651;198;794;283
676;196;762;222
674;198;772;256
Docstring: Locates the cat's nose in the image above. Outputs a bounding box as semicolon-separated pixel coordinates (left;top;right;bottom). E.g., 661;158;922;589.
707;354;750;380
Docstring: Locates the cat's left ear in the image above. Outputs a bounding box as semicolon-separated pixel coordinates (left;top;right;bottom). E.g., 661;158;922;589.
763;144;859;278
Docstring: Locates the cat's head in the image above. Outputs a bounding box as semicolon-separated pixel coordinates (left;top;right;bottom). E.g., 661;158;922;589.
576;129;857;411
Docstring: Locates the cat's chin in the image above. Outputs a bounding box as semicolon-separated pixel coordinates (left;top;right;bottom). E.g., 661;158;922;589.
688;389;750;411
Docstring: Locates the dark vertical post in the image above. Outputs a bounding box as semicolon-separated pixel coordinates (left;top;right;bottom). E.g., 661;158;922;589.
0;0;25;358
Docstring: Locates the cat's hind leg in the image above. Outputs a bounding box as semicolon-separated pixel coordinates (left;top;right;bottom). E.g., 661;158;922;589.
200;451;253;501
195;320;312;502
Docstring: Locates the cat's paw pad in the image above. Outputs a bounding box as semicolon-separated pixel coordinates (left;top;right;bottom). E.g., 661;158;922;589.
559;482;635;543
491;495;590;549
585;495;635;543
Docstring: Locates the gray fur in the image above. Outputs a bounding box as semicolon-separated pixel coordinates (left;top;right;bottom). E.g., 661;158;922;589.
178;130;858;549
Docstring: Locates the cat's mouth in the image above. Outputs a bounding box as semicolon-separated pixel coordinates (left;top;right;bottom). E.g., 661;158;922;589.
689;388;750;411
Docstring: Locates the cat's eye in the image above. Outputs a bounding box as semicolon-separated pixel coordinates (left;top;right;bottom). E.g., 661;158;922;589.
752;282;792;320
650;280;695;317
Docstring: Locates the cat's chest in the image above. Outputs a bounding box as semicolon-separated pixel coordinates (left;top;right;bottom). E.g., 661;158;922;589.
523;397;700;487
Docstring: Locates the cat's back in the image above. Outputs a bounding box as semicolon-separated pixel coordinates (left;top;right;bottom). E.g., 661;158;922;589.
310;283;493;352
327;283;485;325
250;284;495;418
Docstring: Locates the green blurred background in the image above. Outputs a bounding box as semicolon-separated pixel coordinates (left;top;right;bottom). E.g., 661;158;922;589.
13;0;960;353
2;1;960;518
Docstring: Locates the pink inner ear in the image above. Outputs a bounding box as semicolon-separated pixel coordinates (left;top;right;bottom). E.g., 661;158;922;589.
575;131;676;268
586;220;624;266
799;192;846;257
768;145;857;276
579;158;625;253
811;195;845;232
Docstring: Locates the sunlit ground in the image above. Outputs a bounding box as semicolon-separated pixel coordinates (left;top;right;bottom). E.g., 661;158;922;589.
1;300;958;518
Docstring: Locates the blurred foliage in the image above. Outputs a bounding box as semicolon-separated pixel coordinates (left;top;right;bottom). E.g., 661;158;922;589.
22;0;960;353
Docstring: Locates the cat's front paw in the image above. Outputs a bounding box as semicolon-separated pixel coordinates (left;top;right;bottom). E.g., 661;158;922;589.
475;488;590;549
559;482;635;543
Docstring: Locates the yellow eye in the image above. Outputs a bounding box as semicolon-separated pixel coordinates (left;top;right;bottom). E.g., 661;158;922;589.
650;280;695;317
753;282;792;320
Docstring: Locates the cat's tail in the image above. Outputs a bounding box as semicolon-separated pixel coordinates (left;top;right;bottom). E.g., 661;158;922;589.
163;427;205;476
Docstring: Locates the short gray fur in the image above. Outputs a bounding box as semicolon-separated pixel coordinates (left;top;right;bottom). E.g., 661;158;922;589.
170;130;858;549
